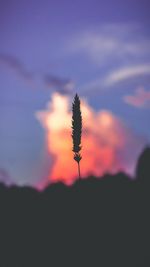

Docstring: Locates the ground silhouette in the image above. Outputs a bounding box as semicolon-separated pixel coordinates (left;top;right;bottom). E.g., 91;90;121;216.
136;146;150;185
0;147;150;267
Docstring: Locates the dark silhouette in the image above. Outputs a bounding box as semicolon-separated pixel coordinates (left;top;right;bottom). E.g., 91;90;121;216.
72;94;82;178
0;148;150;266
136;146;150;185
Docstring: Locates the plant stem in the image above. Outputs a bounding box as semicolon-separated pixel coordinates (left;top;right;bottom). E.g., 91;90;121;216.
78;162;81;179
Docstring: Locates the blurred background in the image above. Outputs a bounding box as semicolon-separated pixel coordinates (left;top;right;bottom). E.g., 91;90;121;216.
0;0;150;188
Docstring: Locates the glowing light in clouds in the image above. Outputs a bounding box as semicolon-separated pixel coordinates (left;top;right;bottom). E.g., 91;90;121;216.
36;93;145;185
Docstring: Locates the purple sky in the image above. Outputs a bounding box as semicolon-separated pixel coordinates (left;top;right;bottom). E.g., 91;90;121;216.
0;0;150;187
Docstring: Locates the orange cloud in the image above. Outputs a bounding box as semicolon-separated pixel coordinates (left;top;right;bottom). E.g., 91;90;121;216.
36;93;145;185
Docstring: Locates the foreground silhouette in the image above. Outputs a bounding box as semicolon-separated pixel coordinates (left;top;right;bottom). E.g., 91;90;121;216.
0;147;150;267
72;94;82;179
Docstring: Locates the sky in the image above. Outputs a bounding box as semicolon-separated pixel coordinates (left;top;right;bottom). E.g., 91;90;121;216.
0;0;150;188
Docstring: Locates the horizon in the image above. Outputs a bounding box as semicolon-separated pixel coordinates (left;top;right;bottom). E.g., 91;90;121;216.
0;145;149;190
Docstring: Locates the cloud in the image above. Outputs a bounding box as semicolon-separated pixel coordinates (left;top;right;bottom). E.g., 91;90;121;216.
44;74;74;95
123;87;150;108
36;93;145;185
68;24;150;93
0;53;33;83
68;24;150;65
82;64;150;93
103;64;150;87
0;53;75;94
0;168;13;186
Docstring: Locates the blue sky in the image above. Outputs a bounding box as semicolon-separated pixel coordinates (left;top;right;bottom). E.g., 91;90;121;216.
0;0;150;187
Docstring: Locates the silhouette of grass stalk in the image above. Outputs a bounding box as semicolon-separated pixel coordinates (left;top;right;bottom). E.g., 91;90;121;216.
72;94;82;179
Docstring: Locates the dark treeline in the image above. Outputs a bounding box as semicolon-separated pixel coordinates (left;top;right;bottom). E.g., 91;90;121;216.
0;147;150;267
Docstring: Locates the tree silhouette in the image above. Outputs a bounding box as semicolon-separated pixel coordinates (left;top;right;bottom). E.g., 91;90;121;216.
71;94;82;179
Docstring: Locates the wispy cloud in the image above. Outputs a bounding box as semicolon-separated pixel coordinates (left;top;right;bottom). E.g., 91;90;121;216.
44;74;74;95
68;24;150;65
82;64;150;93
68;24;150;94
103;64;150;87
0;53;33;83
123;87;150;108
0;53;75;95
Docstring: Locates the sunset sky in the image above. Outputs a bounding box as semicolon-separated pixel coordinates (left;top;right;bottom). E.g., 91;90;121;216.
0;0;150;188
